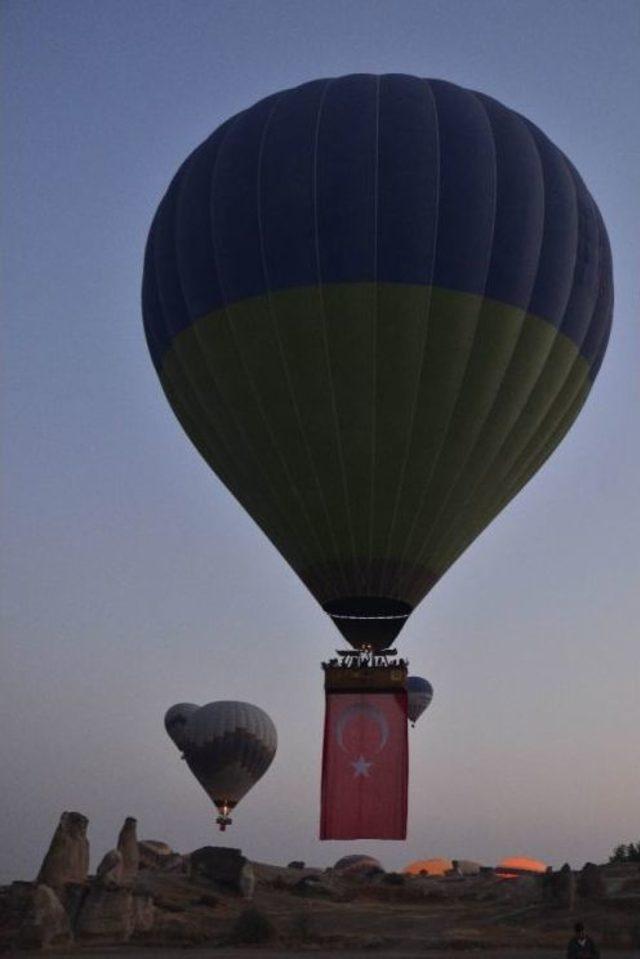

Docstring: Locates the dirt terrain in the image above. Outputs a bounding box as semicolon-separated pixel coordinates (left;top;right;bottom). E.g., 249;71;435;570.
57;859;640;953
37;950;637;959
3;833;638;954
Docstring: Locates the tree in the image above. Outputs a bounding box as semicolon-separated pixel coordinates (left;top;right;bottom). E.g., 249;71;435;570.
609;841;640;863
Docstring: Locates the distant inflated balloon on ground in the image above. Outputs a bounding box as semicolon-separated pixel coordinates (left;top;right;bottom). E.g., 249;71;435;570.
164;701;277;830
144;74;613;651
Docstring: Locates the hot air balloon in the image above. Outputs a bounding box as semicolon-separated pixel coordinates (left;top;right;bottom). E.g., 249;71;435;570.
165;701;277;830
403;858;453;877
334;854;382;876
496;856;548;878
143;74;613;653
406;676;433;727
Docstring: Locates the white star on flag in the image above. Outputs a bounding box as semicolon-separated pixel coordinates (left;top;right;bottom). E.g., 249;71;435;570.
351;755;373;778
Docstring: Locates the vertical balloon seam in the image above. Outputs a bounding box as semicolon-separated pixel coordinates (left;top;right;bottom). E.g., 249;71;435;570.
165;162;289;548
173;140;286;527
585;207;614;367
392;98;497;581
418;95;545;561
497;175;605;490
428;119;583;559
250;90;344;595
312;79;361;591
368;75;382;574
395;88;499;579
437;361;591;574
203;109;320;575
437;384;590;575
255;88;350;600
379;77;440;600
209;110;338;598
430;129;583;568
408;111;605;582
439;373;591;575
414;105;547;572
426;349;582;568
160;166;313;583
151;207;265;520
151;172;259;521
500;347;597;499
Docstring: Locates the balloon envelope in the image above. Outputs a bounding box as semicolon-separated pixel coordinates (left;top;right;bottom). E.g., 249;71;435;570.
164;703;199;751
334;854;382;875
144;74;613;650
165;701;277;813
497;856;548;878
406;676;433;725
403;858;452;877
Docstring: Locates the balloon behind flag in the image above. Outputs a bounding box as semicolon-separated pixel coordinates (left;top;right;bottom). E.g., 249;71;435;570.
143;74;613;651
406;676;434;726
165;701;277;829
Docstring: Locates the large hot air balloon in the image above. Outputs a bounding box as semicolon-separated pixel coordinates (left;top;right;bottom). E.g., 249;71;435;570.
144;74;613;652
164;701;277;830
406;676;434;727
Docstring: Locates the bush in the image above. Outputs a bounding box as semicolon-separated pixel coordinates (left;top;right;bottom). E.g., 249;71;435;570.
383;872;405;885
230;907;276;944
289;909;311;942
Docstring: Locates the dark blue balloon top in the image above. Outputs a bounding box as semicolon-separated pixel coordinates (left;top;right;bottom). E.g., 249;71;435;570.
144;74;612;378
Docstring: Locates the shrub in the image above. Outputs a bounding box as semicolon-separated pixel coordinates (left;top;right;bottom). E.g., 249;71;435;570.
289;909;311;942
383;872;405;885
230;907;276;944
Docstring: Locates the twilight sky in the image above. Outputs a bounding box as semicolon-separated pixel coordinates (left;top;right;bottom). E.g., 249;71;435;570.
2;0;639;883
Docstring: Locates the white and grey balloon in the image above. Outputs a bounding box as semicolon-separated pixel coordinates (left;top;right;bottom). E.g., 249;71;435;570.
164;701;277;830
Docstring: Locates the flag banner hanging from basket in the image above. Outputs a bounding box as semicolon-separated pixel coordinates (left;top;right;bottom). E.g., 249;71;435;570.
320;689;408;839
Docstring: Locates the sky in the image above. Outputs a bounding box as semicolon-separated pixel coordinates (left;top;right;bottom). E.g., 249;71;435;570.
2;0;639;884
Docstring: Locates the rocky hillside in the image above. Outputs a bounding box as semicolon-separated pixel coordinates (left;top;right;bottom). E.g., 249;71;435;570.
1;811;639;952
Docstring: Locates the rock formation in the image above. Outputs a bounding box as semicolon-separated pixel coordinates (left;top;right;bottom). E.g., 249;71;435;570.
554;863;576;910
0;882;71;950
117;816;139;881
452;859;481;876
239;862;256;900
18;884;71;949
190;846;253;896
137;839;181;872
36;811;89;892
96;849;124;889
75;886;136;941
578;861;605;899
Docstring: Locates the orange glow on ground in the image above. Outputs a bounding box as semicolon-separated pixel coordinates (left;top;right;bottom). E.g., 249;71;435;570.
402;857;453;876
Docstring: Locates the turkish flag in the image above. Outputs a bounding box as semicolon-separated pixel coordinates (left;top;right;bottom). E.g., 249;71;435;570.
320;690;408;839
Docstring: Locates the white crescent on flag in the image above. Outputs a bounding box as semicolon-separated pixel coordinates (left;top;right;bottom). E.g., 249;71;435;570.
334;702;389;753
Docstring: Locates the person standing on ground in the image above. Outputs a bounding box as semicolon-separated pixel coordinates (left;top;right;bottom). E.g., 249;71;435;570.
567;921;600;959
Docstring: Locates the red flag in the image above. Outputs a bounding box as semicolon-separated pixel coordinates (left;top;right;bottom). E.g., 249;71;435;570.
320;690;408;839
